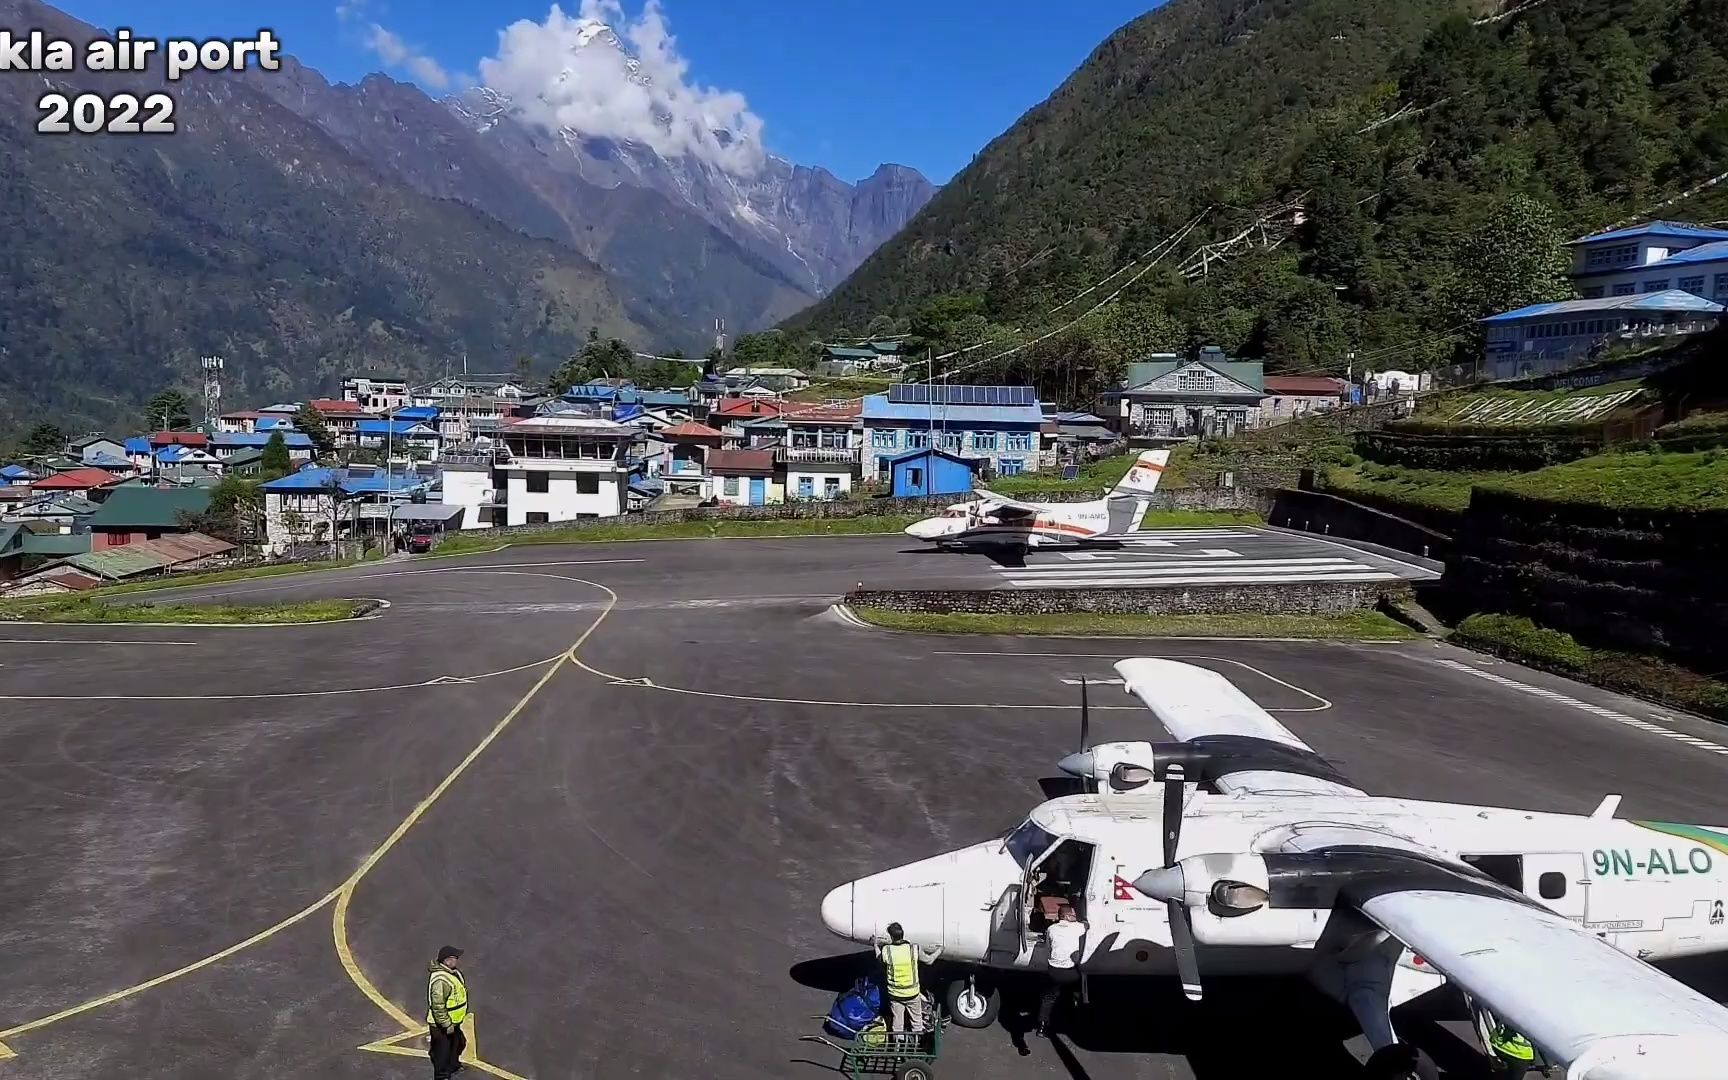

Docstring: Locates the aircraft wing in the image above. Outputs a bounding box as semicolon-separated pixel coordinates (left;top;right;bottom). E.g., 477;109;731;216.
1114;658;1365;797
969;488;1044;517
1359;885;1728;1077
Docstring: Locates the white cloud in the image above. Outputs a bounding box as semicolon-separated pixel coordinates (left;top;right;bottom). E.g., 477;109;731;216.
365;23;455;90
476;1;766;175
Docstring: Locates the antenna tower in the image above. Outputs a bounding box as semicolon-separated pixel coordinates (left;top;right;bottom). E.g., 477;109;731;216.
201;355;224;426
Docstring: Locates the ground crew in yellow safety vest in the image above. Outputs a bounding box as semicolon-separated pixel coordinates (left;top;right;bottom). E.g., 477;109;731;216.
1488;1022;1536;1076
875;922;942;1033
427;946;469;1080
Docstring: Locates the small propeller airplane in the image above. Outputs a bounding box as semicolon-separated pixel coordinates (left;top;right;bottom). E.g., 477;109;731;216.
820;658;1728;1079
901;449;1171;551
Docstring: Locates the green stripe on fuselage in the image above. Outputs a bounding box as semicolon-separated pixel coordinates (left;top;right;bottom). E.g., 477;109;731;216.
1633;821;1728;858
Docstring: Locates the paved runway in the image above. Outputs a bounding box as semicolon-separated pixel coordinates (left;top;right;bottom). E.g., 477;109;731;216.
0;532;1721;1079
968;526;1439;588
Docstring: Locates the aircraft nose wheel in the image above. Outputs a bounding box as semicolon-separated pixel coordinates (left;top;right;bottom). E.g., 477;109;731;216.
943;978;999;1028
1361;1043;1439;1080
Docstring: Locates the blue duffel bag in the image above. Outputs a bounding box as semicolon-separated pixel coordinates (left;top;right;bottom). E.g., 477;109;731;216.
824;977;882;1039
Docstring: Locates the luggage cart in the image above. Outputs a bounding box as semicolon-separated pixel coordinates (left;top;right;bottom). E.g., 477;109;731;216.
801;996;947;1080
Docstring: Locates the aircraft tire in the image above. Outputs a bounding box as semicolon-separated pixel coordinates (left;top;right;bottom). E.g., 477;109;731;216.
943;978;999;1028
1361;1042;1439;1080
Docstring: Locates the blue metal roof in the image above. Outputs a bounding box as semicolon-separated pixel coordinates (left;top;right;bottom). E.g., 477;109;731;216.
355;419;437;437
0;464;35;479
260;466;432;495
1648;240;1728;268
212;432;315;449
254;416;294;431
1482;289;1726;322
882;446;981;467
393;406;439;421
1571;221;1728;245
860;394;1045;424
123;437;150;454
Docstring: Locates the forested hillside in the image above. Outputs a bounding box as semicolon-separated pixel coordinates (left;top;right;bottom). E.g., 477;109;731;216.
788;0;1728;404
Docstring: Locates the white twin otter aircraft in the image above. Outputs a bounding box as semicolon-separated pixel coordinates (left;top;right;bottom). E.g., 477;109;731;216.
821;659;1728;1079
902;450;1173;549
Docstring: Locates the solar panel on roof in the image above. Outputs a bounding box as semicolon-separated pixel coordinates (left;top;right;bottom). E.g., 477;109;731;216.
887;384;1036;407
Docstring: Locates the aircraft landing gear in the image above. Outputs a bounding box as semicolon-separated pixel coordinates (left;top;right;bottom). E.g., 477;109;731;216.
944;976;999;1029
1361;1042;1439;1080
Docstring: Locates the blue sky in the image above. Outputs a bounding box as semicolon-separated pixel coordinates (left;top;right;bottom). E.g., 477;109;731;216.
57;0;1162;183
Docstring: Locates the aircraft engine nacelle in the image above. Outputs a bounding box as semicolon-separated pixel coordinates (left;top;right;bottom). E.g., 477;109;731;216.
1057;740;1159;791
1137;853;1329;949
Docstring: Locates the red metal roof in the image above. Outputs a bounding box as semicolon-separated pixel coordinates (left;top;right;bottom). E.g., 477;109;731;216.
1263;376;1346;396
148;431;209;447
705;449;776;475
660;421;726;439
781;400;861;424
309;398;368;415
32;468;121;490
713;398;787;418
27;567;103;591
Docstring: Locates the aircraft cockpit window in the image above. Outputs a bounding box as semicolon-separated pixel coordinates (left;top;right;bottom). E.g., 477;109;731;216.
1004;819;1057;870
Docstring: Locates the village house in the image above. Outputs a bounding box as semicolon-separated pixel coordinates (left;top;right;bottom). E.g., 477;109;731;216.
258;465;434;554
217;410;263;433
1110;347;1267;443
706;449;780;507
778;400;860;501
720;367;810;392
1479;292;1723;380
860;384;1045;480
210;431;316;463
341;376;409;413
309;398;369;445
1261;376;1346;423
355;419;441;461
30;467;123;501
85;486;213;550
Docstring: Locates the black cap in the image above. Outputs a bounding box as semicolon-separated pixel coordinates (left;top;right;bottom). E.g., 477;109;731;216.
437;946;463;963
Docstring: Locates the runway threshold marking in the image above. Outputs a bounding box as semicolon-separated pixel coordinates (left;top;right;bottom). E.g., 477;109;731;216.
332;571;617;1080
1434;659;1728;756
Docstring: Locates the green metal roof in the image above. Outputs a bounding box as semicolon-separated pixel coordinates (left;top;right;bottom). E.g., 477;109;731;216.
823;346;878;359
0;524;20;554
86;486;212;529
21;533;92;557
1123;357;1265;394
63;546;167;579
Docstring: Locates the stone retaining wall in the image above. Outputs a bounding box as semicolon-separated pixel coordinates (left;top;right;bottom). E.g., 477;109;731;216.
847;579;1408;617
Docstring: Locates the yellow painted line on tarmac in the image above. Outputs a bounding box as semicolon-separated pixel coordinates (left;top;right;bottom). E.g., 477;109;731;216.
332;574;617;1080
0;886;343;1057
0;572;617;1072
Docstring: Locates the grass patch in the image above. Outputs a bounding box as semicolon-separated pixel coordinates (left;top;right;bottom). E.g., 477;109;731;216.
850;607;1416;640
431;514;927;555
787;376;894;403
1481;449;1728;510
989;453;1138;494
1322;462;1494;514
1450;613;1728;721
89;558;369;597
0;597;374;624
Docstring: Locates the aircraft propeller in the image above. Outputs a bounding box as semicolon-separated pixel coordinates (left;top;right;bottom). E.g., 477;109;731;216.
1130;762;1205;1002
1076;678;1095;794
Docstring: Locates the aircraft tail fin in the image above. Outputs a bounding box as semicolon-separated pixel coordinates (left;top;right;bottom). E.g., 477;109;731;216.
1109;450;1170;498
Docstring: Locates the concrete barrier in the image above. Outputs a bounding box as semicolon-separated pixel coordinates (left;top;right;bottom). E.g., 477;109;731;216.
846;579;1409;617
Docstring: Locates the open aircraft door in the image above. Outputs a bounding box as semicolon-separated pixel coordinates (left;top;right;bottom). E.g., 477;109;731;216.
985;880;1023;967
1522;852;1589;922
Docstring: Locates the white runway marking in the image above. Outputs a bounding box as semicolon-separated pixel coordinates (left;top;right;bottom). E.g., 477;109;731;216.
0;638;199;647
1433;658;1728;756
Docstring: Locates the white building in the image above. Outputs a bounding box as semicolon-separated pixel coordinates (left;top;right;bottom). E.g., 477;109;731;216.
1570;221;1728;302
1480;291;1723;380
341;376;409;413
494;416;633;526
435;449;497;531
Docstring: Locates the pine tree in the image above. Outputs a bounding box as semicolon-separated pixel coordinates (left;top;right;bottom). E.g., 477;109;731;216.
260;430;292;478
294;403;335;458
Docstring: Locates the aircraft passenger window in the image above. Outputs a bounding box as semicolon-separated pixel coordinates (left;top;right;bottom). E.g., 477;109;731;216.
1538;872;1566;900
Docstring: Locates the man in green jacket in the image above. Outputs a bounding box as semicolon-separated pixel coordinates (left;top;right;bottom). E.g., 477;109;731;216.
427;946;468;1080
